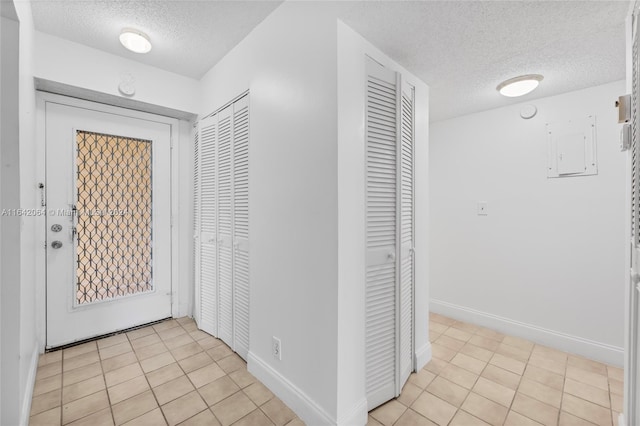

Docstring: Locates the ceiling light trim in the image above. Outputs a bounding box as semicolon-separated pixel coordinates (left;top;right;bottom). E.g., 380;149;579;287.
497;74;544;97
119;28;152;54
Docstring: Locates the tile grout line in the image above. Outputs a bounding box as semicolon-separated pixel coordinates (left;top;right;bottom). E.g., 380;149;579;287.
499;338;530;426
127;321;170;426
558;353;568;426
97;342;117;426
459;324;519;426
60;353;64;426
448;322;481;426
162;322;215;426
60;342;105;425
608;370;615;425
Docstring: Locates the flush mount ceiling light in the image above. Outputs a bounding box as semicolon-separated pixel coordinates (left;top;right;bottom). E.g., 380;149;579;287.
496;74;544;97
119;29;152;54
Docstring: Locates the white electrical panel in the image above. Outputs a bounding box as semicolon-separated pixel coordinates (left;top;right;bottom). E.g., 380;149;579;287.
546;115;597;178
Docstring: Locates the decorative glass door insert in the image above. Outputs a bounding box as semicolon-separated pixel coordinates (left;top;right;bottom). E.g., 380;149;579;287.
75;130;154;305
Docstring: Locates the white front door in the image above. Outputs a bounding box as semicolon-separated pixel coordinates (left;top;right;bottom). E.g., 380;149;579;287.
44;99;172;348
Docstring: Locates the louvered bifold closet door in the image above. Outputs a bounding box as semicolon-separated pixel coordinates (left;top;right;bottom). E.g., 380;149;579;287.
193;128;201;322
365;57;399;410
398;81;415;388
199;115;218;336
217;105;234;347
232;96;250;360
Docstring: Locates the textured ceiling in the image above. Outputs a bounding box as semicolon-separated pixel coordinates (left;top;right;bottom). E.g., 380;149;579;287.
335;1;630;121
31;0;630;121
31;0;283;79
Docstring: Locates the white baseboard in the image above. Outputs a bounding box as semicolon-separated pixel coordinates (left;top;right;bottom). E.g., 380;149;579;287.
19;346;39;426
431;299;624;366
247;352;335;425
415;341;432;371
336;398;367;426
618;412;626;426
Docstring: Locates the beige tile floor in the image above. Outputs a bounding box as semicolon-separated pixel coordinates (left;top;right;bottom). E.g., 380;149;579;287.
30;313;626;426
29;317;303;426
368;313;624;426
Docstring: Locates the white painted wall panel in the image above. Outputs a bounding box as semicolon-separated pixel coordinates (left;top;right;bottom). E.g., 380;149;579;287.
199;3;339;421
430;81;626;365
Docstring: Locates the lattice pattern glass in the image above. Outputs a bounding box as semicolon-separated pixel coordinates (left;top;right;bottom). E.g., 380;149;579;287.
75;130;153;305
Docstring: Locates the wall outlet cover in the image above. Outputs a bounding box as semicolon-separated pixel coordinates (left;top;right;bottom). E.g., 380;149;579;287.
477;201;488;216
272;336;281;361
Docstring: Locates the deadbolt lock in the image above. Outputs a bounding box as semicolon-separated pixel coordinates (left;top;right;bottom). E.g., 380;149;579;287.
51;224;62;232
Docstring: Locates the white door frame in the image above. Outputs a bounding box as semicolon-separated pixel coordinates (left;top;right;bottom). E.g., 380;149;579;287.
35;92;181;350
625;9;639;426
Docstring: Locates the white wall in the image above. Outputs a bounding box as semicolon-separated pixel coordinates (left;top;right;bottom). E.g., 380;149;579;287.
336;21;430;424
33;31;200;115
1;11;22;426
430;80;626;365
15;1;39;424
177;120;195;318
1;13;3;424
199;2;340;423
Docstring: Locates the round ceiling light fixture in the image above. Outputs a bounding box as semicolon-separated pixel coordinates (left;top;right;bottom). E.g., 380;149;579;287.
496;74;543;97
119;29;152;54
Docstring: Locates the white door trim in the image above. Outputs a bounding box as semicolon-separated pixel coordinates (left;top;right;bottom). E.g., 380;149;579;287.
625;10;639;425
35;92;181;351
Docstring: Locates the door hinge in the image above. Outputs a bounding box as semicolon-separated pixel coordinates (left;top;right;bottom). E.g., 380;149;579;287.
39;183;46;207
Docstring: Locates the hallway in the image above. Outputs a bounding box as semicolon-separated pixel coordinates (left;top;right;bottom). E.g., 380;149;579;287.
368;313;623;426
29;317;301;426
30;312;625;425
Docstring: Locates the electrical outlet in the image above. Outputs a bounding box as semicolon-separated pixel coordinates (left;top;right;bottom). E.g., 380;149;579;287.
477;201;488;216
272;336;282;361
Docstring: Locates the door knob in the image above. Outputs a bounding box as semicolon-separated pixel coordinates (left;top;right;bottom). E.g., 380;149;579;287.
51;241;63;249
